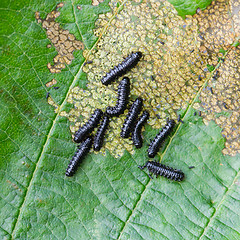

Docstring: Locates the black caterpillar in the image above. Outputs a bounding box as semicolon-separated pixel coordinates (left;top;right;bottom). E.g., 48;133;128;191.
138;161;184;181
121;97;143;138
148;119;175;158
93;115;110;151
74;109;103;143
106;77;130;117
101;52;143;85
132;110;150;148
66;137;93;177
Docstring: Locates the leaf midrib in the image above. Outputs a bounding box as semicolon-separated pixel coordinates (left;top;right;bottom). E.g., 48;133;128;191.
10;2;127;238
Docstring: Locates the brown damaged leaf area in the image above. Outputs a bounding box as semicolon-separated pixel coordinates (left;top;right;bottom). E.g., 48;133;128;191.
60;0;239;157
47;95;59;113
45;78;57;87
92;0;105;6
63;0;209;157
230;0;240;37
195;48;240;156
193;0;240;156
35;3;84;73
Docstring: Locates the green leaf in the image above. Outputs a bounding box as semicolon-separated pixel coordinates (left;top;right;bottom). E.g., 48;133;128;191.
168;0;212;17
0;0;239;240
207;64;215;72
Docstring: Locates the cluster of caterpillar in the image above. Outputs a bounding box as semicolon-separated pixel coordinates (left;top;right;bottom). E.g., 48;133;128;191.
66;52;142;177
66;52;185;182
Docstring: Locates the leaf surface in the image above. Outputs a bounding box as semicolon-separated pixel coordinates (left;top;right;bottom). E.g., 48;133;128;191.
0;0;239;239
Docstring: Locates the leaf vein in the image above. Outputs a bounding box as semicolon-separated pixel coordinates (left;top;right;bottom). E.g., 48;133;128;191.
198;171;240;239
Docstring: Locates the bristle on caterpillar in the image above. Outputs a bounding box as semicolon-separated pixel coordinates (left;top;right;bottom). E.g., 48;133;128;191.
139;161;184;181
